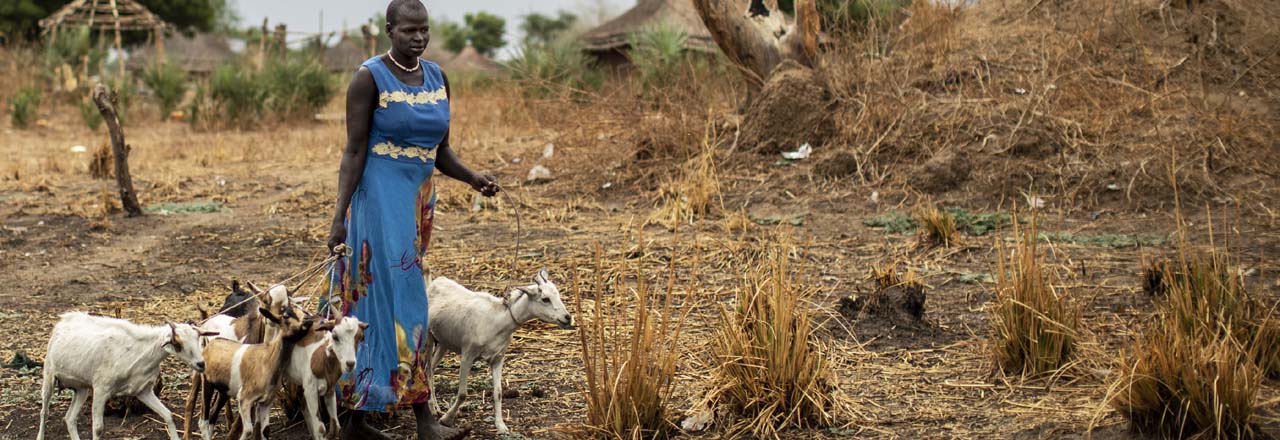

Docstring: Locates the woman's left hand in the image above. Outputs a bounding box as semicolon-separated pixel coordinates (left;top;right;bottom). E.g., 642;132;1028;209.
471;174;500;197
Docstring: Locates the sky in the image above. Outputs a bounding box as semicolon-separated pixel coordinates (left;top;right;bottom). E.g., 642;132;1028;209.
232;0;630;57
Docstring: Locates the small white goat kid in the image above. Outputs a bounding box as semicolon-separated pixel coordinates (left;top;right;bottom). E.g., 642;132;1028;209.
283;315;367;440
425;269;573;434
37;312;215;440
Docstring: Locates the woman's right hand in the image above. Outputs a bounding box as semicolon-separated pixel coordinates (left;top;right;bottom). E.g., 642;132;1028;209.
327;220;347;255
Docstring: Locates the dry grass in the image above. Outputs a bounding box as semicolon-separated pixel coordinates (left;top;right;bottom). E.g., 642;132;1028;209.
869;259;920;290
651;122;723;228
991;217;1080;377
705;240;848;438
1108;320;1263;439
576;242;689;439
915;204;957;247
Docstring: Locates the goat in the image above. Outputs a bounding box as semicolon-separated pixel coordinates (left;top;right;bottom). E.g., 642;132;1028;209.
283;314;367;440
204;283;309;344
197;306;317;440
424;269;573;434
37;312;216;440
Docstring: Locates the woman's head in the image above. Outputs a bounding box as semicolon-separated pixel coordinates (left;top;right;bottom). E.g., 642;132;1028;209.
386;0;430;58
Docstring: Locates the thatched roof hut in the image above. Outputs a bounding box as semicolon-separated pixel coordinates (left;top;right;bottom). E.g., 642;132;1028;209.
441;45;501;74
324;37;368;73
129;33;234;74
580;0;715;66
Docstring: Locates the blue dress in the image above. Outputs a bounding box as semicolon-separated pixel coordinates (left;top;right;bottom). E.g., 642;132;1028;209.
331;56;448;412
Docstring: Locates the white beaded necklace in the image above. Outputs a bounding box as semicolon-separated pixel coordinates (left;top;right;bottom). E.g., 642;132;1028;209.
386;50;420;73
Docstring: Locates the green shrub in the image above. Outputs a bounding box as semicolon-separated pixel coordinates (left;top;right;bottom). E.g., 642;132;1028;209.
210;63;263;126
779;0;908;31
9;86;41;128
507;39;601;97
627;21;688;89
260;57;335;120
44;26;106;74
141;61;188;119
79;97;103;131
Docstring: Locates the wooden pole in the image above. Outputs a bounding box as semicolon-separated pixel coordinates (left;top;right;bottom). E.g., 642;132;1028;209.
154;26;165;61
110;0;124;79
92;84;144;217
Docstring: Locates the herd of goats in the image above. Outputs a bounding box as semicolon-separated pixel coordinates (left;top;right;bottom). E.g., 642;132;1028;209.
34;269;574;440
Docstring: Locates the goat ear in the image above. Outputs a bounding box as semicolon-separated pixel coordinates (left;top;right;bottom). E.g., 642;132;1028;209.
247;281;263;293
517;285;540;298
260;307;281;324
199;331;221;337
535;268;550;285
358;322;369;330
231;280;241;292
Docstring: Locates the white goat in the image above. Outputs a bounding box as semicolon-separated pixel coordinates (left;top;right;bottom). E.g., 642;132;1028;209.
425;269;573;434
283;315;367;440
37;312;216;440
198;306;316;440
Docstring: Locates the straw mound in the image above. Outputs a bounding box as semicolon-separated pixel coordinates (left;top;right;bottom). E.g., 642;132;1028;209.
739;60;836;155
822;0;1280;206
839;283;927;324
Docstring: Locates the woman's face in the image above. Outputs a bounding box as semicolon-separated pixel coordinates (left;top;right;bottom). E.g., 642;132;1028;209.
388;6;430;57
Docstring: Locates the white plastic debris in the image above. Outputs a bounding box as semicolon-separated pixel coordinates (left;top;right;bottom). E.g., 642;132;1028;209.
526;165;552;182
1027;195;1046;209
870;191;880;203
512;157;523;164
1106;183;1120;191
680;409;713;433
601;182;613;190
70;145;88;153
542;143;555;159
1014;88;1028;95
781;143;813;160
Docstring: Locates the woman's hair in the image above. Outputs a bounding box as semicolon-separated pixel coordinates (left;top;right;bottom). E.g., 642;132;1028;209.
387;0;427;26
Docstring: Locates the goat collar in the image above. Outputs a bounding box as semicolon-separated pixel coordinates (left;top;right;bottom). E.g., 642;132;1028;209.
502;289;527;327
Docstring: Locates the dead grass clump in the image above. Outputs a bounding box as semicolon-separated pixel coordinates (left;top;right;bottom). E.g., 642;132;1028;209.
90;144;113;179
1141;255;1175;296
577;244;687;438
706;243;846;437
915;204;957;247
652;127;723;227
1108;320;1262;439
991;218;1079;377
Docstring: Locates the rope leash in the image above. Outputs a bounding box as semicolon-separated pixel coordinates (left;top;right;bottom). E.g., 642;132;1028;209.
198;249;345;326
498;189;525;326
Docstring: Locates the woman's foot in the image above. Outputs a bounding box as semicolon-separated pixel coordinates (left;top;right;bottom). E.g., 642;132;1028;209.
414;403;471;440
341;410;393;440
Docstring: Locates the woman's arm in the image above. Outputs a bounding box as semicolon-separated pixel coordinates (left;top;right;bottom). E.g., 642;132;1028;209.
328;67;378;253
433;71;500;197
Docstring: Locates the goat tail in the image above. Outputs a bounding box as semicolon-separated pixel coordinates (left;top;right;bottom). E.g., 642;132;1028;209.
182;373;199;440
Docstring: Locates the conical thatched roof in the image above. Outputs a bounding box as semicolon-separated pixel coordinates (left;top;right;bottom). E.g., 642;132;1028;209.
129;33;233;73
441;45;501;73
324;37;368;72
425;37;455;66
581;0;714;53
39;0;166;32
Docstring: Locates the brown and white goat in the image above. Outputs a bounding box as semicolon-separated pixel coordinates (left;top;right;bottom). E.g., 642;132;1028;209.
196;306;318;440
283;315;366;440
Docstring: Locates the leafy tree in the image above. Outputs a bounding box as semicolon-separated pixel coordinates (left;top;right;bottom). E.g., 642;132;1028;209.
520;11;576;47
463;12;505;57
0;0;234;42
431;12;505;57
434;18;467;54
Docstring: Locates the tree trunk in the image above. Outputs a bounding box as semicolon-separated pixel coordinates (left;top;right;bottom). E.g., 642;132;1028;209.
692;0;820;87
92;84;144;217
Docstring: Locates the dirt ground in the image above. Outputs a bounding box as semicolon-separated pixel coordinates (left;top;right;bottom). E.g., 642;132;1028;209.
0;84;1276;440
3;1;1280;435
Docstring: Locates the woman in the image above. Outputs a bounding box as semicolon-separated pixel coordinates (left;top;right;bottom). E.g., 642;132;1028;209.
326;1;495;439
